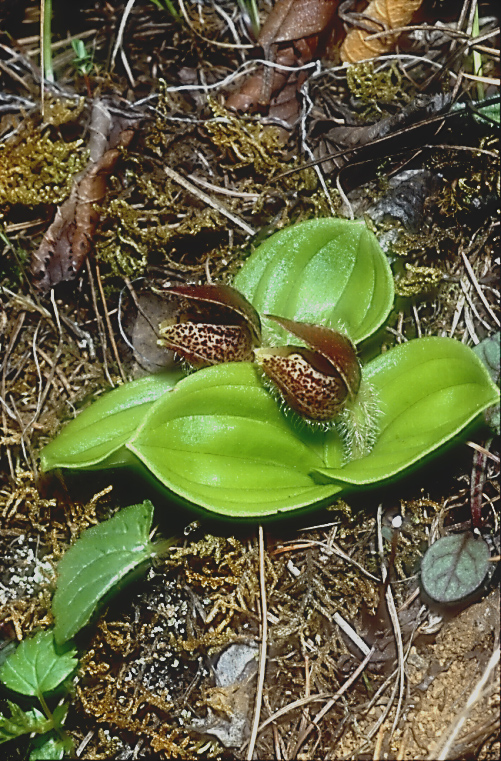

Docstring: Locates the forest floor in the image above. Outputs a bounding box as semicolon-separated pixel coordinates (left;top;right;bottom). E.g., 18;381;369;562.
0;2;499;759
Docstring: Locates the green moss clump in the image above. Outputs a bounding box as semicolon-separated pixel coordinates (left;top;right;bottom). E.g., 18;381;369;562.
0;128;87;208
205;98;286;174
346;61;410;119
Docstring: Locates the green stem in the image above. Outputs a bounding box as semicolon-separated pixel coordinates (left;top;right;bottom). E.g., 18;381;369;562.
152;536;178;558
41;0;54;83
37;692;75;757
472;7;485;102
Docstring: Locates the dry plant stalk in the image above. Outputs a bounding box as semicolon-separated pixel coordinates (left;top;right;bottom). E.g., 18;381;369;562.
340;0;423;63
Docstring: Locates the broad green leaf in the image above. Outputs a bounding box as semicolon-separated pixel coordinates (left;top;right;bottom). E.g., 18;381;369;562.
0;702;50;744
233;218;394;344
127;363;341;518
52;501;157;644
316;337;500;485
0;631;77;697
40;370;183;471
420;533;490;604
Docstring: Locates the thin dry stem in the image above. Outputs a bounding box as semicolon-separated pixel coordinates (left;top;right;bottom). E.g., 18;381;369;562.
246;525;268;760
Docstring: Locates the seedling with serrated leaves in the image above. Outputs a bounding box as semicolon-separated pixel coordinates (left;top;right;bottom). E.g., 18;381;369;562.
0;500;171;758
0;630;76;757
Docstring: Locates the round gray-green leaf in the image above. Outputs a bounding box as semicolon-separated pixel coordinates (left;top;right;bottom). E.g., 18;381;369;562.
40;370;183;471
52;501;158;644
0;631;77;697
420;533;491;604
233;218;394;344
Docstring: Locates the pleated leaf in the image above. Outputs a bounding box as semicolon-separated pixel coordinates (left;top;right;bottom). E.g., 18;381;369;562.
40;370;183;471
127;363;341;518
233;218;394;344
316;337;500;485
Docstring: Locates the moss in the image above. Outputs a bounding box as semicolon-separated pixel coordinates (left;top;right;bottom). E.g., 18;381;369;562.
395;263;443;297
346;61;411;120
205;98;285;173
0;125;87;208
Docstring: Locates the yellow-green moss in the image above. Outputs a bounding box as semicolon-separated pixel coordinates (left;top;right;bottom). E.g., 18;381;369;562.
0;127;87;207
395;263;443;297
346;61;410;119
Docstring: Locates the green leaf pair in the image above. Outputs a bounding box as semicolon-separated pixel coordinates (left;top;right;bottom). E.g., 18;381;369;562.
0;502;160;756
39;219;500;518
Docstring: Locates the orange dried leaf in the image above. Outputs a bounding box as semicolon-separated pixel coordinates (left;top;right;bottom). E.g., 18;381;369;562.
340;0;423;63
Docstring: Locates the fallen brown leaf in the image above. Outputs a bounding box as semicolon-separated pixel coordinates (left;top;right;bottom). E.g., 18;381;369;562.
31;100;137;291
226;0;339;126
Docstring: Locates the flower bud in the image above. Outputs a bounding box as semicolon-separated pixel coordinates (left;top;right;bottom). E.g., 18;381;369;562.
254;315;361;422
158;284;261;368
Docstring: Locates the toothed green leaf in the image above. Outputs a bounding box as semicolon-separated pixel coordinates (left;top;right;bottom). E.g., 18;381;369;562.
0;631;77;697
0;702;50;744
52;501;158;644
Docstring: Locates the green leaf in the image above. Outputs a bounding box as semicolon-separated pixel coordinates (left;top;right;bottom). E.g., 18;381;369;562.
233;218;394;344
315;337;500;485
127;363;341;518
52;501;157;644
0;701;50;744
29;733;69;760
472;97;500;126
0;631;77;697
420;533;491;604
40;370;183;471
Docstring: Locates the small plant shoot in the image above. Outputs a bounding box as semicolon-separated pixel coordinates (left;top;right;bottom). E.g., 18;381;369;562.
0;631;77;698
0;503;171;755
420;533;491;605
52;501;165;644
0;630;76;757
39;219;500;518
0;702;51;745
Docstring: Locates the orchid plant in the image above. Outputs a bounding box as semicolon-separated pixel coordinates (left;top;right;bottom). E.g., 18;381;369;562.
40;219;499;518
